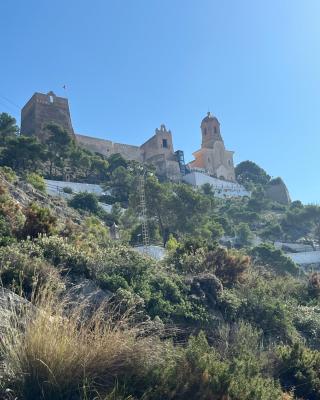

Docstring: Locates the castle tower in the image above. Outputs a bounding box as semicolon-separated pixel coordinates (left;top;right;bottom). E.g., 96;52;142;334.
21;91;75;141
188;112;236;181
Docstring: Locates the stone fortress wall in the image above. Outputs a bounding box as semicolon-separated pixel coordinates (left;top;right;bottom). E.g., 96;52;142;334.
21;91;75;141
19;91;294;204
20;91;239;186
75;133;142;162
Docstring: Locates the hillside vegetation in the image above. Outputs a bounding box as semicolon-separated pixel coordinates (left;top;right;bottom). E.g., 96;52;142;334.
1;113;320;399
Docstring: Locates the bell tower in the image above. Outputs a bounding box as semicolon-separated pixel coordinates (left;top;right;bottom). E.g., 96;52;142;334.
201;112;223;148
188;112;236;181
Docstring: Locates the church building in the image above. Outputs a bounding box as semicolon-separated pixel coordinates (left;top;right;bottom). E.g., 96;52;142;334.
188;112;235;181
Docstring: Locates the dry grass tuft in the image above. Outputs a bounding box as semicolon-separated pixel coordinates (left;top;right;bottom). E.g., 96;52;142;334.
0;289;162;400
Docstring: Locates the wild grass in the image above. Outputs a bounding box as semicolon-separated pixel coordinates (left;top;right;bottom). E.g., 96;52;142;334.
0;289;163;400
0;287;291;400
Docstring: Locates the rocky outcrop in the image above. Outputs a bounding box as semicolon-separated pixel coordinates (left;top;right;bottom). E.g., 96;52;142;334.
66;279;113;317
0;173;81;224
0;287;32;335
265;177;291;205
0;288;33;379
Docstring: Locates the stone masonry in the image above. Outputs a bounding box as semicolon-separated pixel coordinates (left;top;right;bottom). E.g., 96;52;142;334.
188;112;235;181
21;91;75;141
20;92;235;182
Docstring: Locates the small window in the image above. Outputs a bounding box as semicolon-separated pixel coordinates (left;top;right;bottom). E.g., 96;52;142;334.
228;160;231;166
214;126;217;134
162;139;168;148
49;95;54;103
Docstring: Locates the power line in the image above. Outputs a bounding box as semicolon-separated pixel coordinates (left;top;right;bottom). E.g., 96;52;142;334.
0;94;21;109
0;99;18;115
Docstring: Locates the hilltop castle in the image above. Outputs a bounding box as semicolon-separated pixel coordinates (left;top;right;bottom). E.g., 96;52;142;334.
21;91;236;182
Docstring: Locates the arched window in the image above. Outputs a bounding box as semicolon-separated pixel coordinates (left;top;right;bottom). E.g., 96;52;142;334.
214;126;217;134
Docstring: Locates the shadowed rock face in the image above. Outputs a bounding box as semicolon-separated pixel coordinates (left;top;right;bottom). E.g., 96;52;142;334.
265;178;291;205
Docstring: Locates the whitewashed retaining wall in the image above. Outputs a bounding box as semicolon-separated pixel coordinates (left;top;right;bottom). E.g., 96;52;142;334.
45;179;112;212
183;171;250;198
286;251;320;265
45;180;104;196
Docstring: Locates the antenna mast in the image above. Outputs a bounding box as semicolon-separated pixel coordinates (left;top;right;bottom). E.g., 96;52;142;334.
138;171;149;252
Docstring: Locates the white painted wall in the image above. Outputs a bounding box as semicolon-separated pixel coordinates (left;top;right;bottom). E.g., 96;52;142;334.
45;180;104;196
183;171;250;198
134;245;166;260
286;251;320;265
275;241;315;253
45;179;112;212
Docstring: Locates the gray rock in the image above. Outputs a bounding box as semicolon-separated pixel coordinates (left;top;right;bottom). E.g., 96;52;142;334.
265;178;291;205
66;279;113;316
0;288;33;380
0;287;32;334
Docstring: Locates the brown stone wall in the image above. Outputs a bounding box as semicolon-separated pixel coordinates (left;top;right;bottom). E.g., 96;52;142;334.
21;92;75;141
76;134;142;161
141;125;175;161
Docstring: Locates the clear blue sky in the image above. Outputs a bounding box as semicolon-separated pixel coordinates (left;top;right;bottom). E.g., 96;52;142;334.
1;0;319;203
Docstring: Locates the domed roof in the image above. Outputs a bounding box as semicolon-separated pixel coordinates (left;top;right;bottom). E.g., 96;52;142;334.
201;112;219;125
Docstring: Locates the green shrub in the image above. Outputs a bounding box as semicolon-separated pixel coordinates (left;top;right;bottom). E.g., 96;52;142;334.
26;172;46;193
168;241;250;288
0;184;25;243
233;274;297;342
69;191;100;213
0;166;17;182
236;222;254;247
20;203;57;239
62;186;73;194
251;243;299;276
276;343;320;399
35;235;93;277
293;305;320;348
0;244;63;297
151;331;282;400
